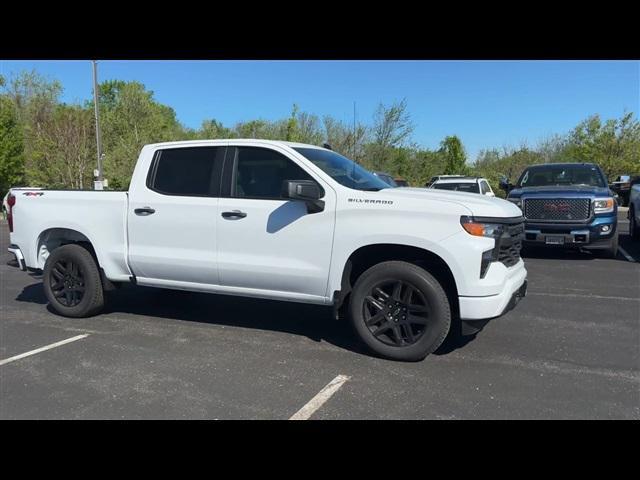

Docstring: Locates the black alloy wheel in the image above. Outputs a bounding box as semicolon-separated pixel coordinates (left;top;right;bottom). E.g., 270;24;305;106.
49;259;86;307
43;243;105;318
349;261;451;361
363;280;430;347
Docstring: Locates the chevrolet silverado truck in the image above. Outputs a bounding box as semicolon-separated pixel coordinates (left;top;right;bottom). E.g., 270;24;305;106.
7;140;527;361
501;162;618;257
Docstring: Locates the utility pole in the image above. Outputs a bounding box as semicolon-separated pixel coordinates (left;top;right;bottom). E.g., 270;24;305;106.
92;60;104;190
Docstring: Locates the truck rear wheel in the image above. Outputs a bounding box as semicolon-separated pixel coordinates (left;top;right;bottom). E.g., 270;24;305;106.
43;244;104;318
349;261;451;361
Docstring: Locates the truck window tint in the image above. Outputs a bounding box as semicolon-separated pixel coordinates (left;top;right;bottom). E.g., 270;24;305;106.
433;182;480;193
480;181;490;194
151;147;221;196
234;147;313;199
516;165;606;188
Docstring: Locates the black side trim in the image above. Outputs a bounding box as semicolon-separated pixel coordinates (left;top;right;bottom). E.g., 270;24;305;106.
220;146;236;198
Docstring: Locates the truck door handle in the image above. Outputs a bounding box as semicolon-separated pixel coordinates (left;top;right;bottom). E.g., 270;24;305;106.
134;207;156;216
221;210;247;219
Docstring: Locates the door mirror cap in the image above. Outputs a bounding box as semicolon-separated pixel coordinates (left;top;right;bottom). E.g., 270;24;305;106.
282;180;325;213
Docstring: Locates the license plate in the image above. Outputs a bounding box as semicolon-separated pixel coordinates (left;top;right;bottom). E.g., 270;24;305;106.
545;235;565;245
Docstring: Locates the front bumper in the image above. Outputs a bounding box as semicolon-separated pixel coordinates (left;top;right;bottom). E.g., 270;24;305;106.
8;244;26;271
523;214;617;247
458;263;527;320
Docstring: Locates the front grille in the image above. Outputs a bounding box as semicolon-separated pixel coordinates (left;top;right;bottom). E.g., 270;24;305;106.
524;198;590;222
497;222;524;268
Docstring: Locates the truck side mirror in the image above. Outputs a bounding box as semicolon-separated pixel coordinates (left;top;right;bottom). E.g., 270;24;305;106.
499;177;512;192
282;180;325;213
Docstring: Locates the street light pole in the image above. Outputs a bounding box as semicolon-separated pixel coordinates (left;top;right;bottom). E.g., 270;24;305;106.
92;60;104;190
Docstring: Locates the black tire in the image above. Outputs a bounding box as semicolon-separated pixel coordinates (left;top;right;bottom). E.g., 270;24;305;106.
630;207;639;240
349;261;451;361
43;244;104;317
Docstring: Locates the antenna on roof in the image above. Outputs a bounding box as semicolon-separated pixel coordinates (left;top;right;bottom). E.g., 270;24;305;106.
323;143;333;150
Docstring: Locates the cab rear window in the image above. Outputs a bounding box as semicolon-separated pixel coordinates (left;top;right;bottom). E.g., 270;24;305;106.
433;182;480;193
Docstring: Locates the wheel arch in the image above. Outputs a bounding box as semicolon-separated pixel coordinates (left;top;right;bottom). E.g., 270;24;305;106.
36;227;101;270
37;228;118;291
334;243;459;318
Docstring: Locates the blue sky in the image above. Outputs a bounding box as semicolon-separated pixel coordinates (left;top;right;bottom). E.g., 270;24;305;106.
1;60;638;161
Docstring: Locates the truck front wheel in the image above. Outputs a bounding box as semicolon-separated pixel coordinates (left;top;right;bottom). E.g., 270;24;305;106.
349;261;451;361
43;244;105;318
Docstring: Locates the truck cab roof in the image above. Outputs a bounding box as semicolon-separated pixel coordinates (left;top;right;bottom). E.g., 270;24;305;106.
145;139;328;150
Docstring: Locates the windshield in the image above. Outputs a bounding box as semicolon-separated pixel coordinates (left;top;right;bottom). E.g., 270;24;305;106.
432;182;480;193
375;173;398;187
517;165;606;188
293;148;390;191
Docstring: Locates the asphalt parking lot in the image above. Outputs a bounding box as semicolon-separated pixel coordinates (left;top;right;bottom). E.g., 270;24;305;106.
1;211;638;419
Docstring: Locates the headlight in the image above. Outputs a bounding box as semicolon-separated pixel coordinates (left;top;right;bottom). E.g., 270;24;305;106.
507;197;522;208
460;216;505;278
593;198;615;214
460;216;504;238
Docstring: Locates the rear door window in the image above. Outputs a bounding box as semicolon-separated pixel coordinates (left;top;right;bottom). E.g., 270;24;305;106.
148;147;224;196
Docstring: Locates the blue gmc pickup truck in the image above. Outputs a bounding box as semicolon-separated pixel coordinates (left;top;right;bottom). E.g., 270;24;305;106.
500;162;618;257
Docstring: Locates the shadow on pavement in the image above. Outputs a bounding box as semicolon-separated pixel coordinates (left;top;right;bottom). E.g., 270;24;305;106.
15;280;479;360
16;281;373;357
521;235;638;263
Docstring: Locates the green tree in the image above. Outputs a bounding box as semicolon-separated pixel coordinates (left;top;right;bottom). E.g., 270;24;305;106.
473;147;544;197
564;112;640;180
440;135;468;174
371;99;414;170
196;119;235;139
323;115;367;161
26;104;95;189
0;96;25;197
97;81;184;189
285;104;300;141
1;71;63;189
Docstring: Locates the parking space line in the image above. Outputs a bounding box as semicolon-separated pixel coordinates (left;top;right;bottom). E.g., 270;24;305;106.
528;292;639;302
0;334;89;367
289;374;351;420
618;246;636;263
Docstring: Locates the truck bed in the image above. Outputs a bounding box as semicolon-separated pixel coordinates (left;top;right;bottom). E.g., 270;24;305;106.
9;190;132;282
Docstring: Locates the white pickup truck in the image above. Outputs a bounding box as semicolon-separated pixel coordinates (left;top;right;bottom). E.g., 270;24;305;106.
7;140;527;361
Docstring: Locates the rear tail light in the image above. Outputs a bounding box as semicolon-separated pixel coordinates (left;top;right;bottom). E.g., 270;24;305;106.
7;193;15;233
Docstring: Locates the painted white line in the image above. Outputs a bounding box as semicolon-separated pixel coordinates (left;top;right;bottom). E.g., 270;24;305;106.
0;334;89;366
289;374;351;420
528;292;639;302
618;246;636;263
